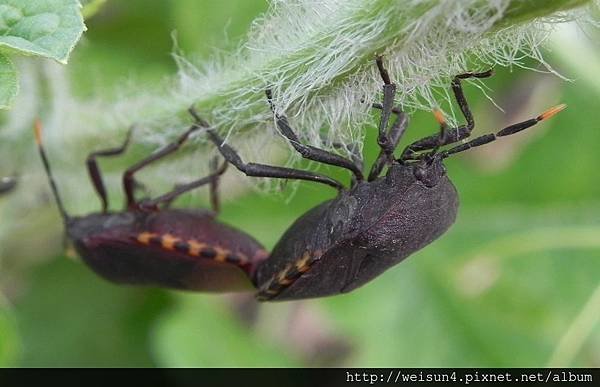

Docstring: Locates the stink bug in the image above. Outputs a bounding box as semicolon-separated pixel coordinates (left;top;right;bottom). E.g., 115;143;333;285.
193;58;565;301
35;122;267;291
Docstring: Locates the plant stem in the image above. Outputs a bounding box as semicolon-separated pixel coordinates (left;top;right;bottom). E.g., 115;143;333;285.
187;0;594;136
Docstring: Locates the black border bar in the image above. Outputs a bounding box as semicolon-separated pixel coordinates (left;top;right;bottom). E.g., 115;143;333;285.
0;368;597;387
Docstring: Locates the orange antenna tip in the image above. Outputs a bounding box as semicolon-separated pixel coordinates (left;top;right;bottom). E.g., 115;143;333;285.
433;109;446;125
539;104;566;121
34;120;43;145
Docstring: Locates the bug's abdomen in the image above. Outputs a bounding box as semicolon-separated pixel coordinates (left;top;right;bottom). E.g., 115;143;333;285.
256;243;368;300
72;210;268;292
77;239;257;291
253;197;365;301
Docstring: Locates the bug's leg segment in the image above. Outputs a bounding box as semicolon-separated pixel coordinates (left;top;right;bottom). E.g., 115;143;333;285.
368;104;409;181
399;126;470;161
452;70;494;130
207;129;344;190
255;251;320;301
399;70;493;161
374;56;398;158
266;90;364;182
142;158;228;210
123;124;202;209
86;127;133;212
208;156;222;214
188;107;345;190
440;104;566;159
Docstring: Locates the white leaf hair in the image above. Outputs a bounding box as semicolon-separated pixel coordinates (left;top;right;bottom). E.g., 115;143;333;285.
0;0;597;213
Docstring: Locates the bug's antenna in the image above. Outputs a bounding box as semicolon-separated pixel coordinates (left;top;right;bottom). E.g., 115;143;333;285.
34;120;70;223
440;104;566;159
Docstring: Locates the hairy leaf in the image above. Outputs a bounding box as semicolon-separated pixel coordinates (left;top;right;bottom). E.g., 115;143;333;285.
0;0;86;63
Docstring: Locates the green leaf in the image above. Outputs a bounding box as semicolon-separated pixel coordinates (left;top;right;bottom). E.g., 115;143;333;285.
14;258;170;366
151;296;297;367
0;294;21;367
0;0;86;64
324;207;600;367
81;0;106;20
0;51;17;109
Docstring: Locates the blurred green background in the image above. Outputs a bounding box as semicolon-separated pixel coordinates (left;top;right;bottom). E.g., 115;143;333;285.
1;0;599;367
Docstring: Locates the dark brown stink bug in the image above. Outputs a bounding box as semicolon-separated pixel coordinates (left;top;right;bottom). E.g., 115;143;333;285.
35;121;267;292
194;58;565;301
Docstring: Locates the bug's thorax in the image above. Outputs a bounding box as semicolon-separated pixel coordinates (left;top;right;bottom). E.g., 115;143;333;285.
332;159;449;229
385;158;447;188
66;211;138;242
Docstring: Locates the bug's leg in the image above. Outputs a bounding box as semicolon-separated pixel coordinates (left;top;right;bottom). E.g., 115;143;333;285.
86;127;133;212
400;70;494;161
189;108;345;190
123;124;202;209
142;158;228;210
208;130;344;190
266;90;364;182
399;125;464;161
208;156;222;214
440;104;566;159
367;104;409;181
451;70;493;132
373;56;399;158
367;56;412;180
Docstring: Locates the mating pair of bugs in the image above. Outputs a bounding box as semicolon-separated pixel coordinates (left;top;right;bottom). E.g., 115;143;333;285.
35;59;564;301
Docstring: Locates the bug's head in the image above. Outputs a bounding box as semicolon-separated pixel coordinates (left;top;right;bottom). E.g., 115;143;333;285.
411;157;447;188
